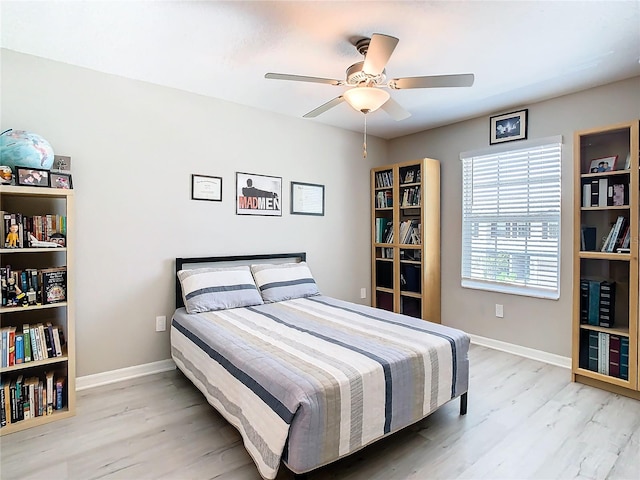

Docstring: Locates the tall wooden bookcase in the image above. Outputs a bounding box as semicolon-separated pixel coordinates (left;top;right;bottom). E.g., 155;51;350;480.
572;120;639;400
0;185;76;433
371;158;440;323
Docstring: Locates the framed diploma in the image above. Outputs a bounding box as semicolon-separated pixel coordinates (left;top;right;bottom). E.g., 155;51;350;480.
291;181;325;216
192;174;222;202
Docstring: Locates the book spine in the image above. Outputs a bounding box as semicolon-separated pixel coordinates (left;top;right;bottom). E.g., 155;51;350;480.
22;324;31;363
620;337;629;381
608;335;621;379
588;331;599;372
0;383;5;427
598;281;615;328
587;281;600;326
15;334;23;364
597;332;609;375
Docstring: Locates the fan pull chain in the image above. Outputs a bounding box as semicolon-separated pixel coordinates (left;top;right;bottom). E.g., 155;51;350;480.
363;114;367;159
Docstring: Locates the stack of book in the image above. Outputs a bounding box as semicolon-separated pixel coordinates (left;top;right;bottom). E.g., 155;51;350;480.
1;266;67;307
1;212;67;249
0;372;66;428
580;279;615;327
582;331;629;380
1;323;66;368
375;171;393;188
600;216;631;253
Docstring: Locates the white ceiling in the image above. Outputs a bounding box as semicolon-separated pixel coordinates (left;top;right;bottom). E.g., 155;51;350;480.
2;1;639;139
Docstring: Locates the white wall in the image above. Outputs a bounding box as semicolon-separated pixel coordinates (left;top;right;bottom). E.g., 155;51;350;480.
389;76;640;357
1;49;388;376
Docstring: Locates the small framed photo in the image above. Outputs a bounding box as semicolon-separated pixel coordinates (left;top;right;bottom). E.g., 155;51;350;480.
50;172;73;189
490;109;528;145
192;174;222;201
291;181;325;216
589;155;617;173
16;167;50;187
236;172;282;216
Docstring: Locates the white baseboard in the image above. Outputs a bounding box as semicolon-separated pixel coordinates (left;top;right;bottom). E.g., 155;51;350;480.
76;359;176;391
76;336;570;391
469;334;571;369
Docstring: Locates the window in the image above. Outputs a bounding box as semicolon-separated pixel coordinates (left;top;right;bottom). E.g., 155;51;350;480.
461;136;562;299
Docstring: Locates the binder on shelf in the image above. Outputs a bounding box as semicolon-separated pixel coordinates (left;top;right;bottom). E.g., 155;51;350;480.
620;337;629;380
608;335;621;379
587;331;599;372
598;281;616;328
587;281;601;326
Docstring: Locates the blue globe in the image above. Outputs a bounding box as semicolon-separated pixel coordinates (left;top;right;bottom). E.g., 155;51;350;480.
0;129;55;172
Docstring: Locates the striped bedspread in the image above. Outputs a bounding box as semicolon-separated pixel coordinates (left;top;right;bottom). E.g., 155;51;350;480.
171;295;469;479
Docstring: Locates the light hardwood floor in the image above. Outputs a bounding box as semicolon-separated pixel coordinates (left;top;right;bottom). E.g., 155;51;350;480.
2;345;639;479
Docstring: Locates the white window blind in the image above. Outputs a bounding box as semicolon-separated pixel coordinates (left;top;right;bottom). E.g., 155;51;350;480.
461;136;562;299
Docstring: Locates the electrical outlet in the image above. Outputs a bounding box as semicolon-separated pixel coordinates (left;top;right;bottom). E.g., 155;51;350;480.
495;304;504;318
360;288;367;299
155;315;167;332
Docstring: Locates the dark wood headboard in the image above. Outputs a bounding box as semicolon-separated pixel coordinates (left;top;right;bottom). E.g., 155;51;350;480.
175;252;307;309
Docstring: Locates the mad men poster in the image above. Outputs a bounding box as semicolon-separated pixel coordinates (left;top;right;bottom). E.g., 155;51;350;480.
236;172;282;216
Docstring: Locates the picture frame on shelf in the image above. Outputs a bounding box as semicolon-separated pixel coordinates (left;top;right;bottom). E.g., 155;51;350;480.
291;181;325;216
50;172;73;189
236;172;282;216
16;167;50;187
191;174;222;201
489;109;528;144
589;155;617;173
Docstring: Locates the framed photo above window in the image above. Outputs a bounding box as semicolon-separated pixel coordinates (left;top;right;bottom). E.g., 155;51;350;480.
16;167;50;187
191;174;222;201
236;172;282;216
490;109;528;145
291;181;325;216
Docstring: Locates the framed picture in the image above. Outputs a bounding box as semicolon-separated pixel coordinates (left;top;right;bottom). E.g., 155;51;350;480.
50;172;73;189
291;181;325;216
191;174;222;201
236;172;282;216
589;155;618;173
490;109;528;144
16;167;50;187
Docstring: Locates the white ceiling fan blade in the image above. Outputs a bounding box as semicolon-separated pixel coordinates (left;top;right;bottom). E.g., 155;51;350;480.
362;33;399;76
303;96;345;118
380;98;411;121
265;73;343;86
391;73;475;89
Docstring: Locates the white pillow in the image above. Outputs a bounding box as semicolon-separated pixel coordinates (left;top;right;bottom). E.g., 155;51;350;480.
250;262;320;303
177;266;263;313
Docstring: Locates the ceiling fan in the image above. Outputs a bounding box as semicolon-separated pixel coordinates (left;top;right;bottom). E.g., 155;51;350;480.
265;33;475;121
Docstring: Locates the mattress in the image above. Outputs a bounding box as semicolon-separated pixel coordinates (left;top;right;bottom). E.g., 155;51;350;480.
171;295;469;479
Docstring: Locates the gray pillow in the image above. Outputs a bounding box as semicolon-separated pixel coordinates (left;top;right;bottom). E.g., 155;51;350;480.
251;262;320;303
177;266;263;313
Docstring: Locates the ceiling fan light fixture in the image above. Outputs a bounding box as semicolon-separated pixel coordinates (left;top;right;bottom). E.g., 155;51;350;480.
343;87;390;114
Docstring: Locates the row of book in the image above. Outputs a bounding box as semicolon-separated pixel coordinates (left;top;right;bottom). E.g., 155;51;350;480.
601;216;631;253
1;265;67;307
580;331;629;380
400;167;421;184
399;219;421;245
1;372;66;427
1;211;67;249
400;186;421;207
375;190;393;208
579;279;615;327
375;219;393;243
1;322;66;368
374;171;394;188
378;248;394;259
582;178;628;207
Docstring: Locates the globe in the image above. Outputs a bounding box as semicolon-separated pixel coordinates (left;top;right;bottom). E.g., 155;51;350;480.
0;129;55;172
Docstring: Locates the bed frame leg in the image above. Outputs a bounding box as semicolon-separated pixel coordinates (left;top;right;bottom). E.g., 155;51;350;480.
460;392;468;415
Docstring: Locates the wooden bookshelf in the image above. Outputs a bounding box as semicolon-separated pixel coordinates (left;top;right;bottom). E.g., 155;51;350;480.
371;158;440;323
572;120;639;400
0;185;75;433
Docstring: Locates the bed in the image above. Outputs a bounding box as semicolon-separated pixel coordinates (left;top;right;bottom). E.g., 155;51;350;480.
170;252;470;479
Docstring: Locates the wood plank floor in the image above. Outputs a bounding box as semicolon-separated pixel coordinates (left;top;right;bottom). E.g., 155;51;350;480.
2;345;639;479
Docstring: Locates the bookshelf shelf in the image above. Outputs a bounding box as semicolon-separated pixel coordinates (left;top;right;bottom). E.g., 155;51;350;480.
0;185;75;434
572;120;639;398
371;159;440;322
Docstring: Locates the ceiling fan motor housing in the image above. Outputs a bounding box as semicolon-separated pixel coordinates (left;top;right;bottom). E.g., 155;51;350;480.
346;61;386;86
